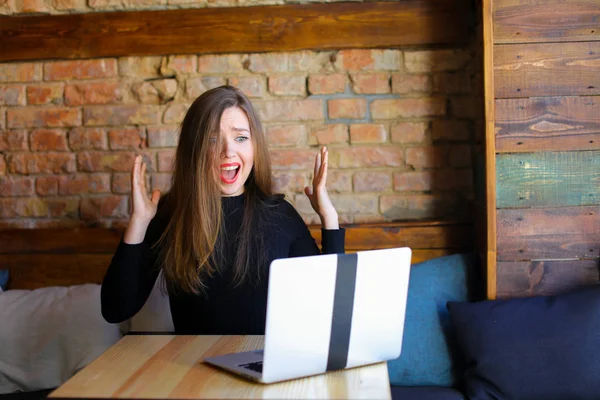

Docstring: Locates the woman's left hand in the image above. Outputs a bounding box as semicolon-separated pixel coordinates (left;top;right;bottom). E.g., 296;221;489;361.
304;146;339;229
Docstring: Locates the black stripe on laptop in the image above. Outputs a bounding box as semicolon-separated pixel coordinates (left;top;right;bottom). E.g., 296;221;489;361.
326;253;358;371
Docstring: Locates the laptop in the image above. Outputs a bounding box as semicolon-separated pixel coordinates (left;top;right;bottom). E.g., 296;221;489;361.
203;247;412;384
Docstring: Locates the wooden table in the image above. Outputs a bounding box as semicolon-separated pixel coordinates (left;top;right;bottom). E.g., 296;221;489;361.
48;335;392;399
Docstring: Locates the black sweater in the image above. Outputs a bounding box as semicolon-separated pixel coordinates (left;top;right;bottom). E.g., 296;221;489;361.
101;194;345;334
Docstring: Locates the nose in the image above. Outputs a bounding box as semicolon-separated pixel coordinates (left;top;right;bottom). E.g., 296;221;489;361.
220;138;234;159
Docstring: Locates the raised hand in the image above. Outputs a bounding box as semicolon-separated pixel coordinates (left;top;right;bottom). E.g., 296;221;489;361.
304;146;339;230
124;155;161;244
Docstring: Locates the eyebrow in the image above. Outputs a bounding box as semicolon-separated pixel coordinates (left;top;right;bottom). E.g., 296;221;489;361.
231;127;251;134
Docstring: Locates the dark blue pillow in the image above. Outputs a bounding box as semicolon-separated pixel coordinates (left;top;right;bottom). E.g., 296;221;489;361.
387;253;479;387
448;285;600;400
0;270;8;291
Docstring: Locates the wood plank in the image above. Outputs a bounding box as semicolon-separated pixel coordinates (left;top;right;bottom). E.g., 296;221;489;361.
494;42;600;98
0;228;122;254
483;0;498;299
497;207;600;261
496;97;600;153
1;254;111;290
497;260;600;298
493;0;600;44
496;151;600;208
0;1;470;62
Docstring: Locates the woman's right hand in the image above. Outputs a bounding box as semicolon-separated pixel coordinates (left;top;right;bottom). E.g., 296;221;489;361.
124;155;161;244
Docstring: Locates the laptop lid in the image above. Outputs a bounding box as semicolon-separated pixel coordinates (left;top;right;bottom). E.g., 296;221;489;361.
261;247;411;383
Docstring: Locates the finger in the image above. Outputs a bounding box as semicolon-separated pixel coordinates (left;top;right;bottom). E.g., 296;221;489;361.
132;155;140;187
319;150;328;188
313;150;321;183
140;161;148;193
151;189;161;206
304;186;313;198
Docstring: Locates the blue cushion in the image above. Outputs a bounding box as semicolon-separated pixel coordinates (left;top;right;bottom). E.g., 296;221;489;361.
387;253;479;387
448;285;600;400
0;270;8;291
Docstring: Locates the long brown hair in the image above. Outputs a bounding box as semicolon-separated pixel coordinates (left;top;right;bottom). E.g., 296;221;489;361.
159;86;273;294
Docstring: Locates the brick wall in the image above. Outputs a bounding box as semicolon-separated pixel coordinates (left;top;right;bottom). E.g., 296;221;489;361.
0;0;482;228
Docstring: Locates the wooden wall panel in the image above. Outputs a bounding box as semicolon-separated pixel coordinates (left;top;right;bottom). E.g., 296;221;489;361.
493;0;600;44
497;207;600;261
496;151;600;208
494;42;600;98
497;260;600;298
0;0;470;62
495;97;600;153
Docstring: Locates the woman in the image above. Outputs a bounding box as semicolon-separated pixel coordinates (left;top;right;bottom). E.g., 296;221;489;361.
101;85;345;334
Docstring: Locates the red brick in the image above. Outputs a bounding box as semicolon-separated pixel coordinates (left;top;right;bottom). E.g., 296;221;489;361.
69;127;107;150
89;173;111;193
198;54;244;73
84;105;160;126
151;173;172;193
328;98;366;120
59;174;90;195
47;198;80;218
157;149;176;172
52;0;87;11
391;122;428;144
111;173;131;194
65;80;124;106
0;84;26;106
353;172;392;192
7;107;81;128
108;127;145;150
309;124;348;145
14;0;50;13
391;74;432;94
0;130;28;151
450;96;483;119
118;56;162;78
147;126;179;148
30;128;69;151
185;77;207;100
44;59;117;81
434;72;472;94
431;120;470;141
266;124;306;147
336;49;401;72
0;176;34;196
406;146;448;168
405;50;470;73
288;51;335;73
228;76;265;98
323;171;352;193
163;103;190;125
77;151;136;172
393;171;433;192
337;147;404;168
0;63;42;83
35;176;59;196
27;83;64;105
80;195;129;220
268;76;306;96
381;194;457;219
132;79;177;104
350;73;390;94
295;193;377;215
8;153;76;174
449;144;472;167
349;124;387;144
308;74;346;95
257;99;323;122
162;55;197;74
272;172;308;193
270;149;316;170
200;76;227;91
248;54;288;73
0;155;5;176
371;98;446;119
0;107;4;129
0;198;48;218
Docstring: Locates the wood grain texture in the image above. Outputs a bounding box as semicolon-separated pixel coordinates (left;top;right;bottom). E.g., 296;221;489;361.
497;207;600;261
49;335;392;399
0;0;470;62
494;42;600;98
493;0;600;44
497;260;600;298
495;96;600;153
496;151;600;208
0;228;122;254
483;0;498;299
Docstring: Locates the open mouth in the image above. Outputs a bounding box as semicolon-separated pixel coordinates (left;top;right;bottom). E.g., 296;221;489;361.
220;163;240;184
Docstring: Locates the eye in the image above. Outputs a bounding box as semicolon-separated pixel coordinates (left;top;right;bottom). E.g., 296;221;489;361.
235;136;249;143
